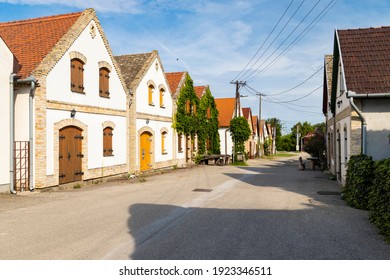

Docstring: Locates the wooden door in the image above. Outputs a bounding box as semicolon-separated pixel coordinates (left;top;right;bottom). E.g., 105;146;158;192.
140;132;152;171
186;134;191;162
59;126;83;184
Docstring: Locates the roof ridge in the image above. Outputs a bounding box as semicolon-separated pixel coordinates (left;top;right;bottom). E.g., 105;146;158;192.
0;11;83;27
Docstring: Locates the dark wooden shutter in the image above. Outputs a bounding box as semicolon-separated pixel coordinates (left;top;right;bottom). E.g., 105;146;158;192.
103;127;113;157
71;59;84;93
99;67;110;98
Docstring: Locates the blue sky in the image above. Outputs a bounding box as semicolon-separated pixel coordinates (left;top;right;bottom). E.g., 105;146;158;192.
1;0;390;134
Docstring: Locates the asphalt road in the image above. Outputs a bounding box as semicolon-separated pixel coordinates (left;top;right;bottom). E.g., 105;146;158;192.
1;153;389;260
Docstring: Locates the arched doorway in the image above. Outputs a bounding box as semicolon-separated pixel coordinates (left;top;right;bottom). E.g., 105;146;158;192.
59;126;83;184
140;131;152;171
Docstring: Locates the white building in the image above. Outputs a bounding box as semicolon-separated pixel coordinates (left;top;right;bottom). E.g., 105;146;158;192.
116;51;178;173
0;9;128;192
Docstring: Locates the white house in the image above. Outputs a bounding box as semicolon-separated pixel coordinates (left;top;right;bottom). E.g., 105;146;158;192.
215;97;243;157
116;51;177;173
0;9;128;192
324;27;390;184
0;36;14;193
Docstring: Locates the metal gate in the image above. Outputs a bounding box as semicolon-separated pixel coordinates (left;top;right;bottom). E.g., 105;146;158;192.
14;141;30;192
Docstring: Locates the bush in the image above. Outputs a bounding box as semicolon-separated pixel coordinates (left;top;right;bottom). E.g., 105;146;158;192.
342;155;374;210
369;159;390;242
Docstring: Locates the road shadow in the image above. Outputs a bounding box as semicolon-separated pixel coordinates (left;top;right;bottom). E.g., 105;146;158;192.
127;203;390;260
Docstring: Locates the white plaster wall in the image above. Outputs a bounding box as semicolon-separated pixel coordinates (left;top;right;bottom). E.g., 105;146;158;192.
136;58;172;117
219;128;233;156
363;99;390;160
46;19;127;111
14;89;30;141
135;119;174;168
46;109;127;175
0;38;14;185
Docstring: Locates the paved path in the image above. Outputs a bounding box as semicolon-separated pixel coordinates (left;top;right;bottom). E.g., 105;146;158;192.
0;153;389;259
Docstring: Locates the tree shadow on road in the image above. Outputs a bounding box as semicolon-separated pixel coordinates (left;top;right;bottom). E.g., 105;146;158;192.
127;202;390;260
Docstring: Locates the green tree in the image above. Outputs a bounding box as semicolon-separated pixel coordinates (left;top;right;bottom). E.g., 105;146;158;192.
196;87;220;154
173;75;198;136
267;118;283;150
230;117;251;158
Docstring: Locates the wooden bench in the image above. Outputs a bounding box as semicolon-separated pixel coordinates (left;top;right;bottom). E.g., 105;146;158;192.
200;154;231;165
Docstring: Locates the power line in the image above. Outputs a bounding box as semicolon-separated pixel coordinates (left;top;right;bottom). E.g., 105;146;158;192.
239;0;306;82
243;0;321;81
264;85;322;103
233;0;296;81
249;0;339;80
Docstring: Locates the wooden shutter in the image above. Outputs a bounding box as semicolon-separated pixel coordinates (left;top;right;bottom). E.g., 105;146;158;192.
99;67;110;98
71;59;84;93
206;107;211;119
160;89;164;107
178;133;182;152
148;85;154;105
186;100;190;113
103;127;113;157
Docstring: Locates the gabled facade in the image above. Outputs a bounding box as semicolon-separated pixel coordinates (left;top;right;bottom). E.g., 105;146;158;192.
242;108;255;159
194;85;220;155
115;51;177;173
325;26;390;184
166;71;198;164
252;115;259;157
0;9;128;192
215;97;243;156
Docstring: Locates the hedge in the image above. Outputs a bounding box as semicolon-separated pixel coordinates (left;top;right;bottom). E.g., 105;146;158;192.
342;155;374;210
343;155;390;242
368;159;390;242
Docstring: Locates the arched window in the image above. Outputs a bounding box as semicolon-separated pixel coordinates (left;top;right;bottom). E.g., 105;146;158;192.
161;131;167;154
160;88;165;108
103;127;114;157
99;67;110;98
70;58;85;93
148;85;154;105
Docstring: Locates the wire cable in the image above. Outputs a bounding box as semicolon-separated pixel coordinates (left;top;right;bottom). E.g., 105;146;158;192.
233;0;296;81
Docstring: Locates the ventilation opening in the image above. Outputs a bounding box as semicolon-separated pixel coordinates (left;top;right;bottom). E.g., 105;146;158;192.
192;188;212;192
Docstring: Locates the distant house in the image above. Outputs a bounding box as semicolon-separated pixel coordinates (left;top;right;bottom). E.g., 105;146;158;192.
215;98;243;156
242;108;256;159
0;9;128;193
252;115;259;157
166;71;198;164
324;26;390;184
194;85;220;155
115;51;176;173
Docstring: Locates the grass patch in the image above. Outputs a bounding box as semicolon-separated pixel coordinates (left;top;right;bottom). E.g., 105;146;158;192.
231;161;248;166
263;151;297;159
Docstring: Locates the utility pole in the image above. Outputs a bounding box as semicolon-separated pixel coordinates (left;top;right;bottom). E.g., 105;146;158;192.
256;93;264;157
230;80;246;117
296;124;300;151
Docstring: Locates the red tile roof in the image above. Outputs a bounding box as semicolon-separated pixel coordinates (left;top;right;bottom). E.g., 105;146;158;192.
242;107;251;120
252;115;258;135
337;26;390;94
194;85;206;99
166;72;186;96
0;11;82;78
215;98;236;127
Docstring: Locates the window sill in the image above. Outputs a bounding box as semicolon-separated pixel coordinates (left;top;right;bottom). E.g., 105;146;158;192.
71;90;85;94
99;94;110;99
149;103;155;106
160;105;165;109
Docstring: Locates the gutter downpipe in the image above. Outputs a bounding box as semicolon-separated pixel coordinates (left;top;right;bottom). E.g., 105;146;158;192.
347;91;367;155
16;75;37;191
9;73;17;194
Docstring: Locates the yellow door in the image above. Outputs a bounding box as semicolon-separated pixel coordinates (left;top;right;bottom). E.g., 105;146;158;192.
140;132;152;171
